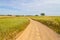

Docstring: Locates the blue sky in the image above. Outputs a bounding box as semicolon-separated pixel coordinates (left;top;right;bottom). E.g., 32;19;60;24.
0;0;60;16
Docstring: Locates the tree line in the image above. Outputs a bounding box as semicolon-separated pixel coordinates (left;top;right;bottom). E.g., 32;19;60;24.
0;13;45;16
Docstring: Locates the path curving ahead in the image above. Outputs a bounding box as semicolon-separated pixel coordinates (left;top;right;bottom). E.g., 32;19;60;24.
16;19;60;40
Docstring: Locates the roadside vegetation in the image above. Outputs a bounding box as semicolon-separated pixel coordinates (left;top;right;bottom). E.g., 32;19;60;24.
0;16;60;40
0;16;30;40
30;16;60;34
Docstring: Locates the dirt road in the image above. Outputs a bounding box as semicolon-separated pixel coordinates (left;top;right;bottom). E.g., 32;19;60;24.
16;19;60;40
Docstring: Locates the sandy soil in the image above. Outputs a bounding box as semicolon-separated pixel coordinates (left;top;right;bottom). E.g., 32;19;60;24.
16;19;60;40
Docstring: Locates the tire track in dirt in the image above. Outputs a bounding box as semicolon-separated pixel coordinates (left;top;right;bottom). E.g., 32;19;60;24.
16;19;60;40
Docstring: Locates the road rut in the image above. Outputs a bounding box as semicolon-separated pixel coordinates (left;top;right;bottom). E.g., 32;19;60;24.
16;19;60;40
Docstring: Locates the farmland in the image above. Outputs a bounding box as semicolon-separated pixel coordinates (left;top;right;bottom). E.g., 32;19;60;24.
0;16;30;40
30;16;60;34
0;16;60;40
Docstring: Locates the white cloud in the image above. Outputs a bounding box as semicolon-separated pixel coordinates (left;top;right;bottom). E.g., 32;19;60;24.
0;0;60;15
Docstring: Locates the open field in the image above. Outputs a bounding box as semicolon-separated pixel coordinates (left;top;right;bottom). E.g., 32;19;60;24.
0;16;60;40
0;16;30;40
29;16;60;34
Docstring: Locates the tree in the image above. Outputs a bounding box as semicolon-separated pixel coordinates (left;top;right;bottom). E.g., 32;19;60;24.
35;15;38;16
7;14;12;16
40;13;45;16
16;15;20;17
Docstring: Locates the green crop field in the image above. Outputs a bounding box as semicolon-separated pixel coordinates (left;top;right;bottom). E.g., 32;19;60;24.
0;16;30;40
30;16;60;34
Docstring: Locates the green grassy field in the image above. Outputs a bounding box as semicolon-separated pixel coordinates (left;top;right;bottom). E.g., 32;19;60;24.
30;16;60;34
0;16;30;40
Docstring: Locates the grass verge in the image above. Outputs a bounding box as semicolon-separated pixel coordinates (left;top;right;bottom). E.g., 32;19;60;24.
0;16;30;40
30;16;60;34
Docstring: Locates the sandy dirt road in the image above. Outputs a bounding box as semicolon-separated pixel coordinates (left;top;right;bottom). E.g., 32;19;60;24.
16;19;60;40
